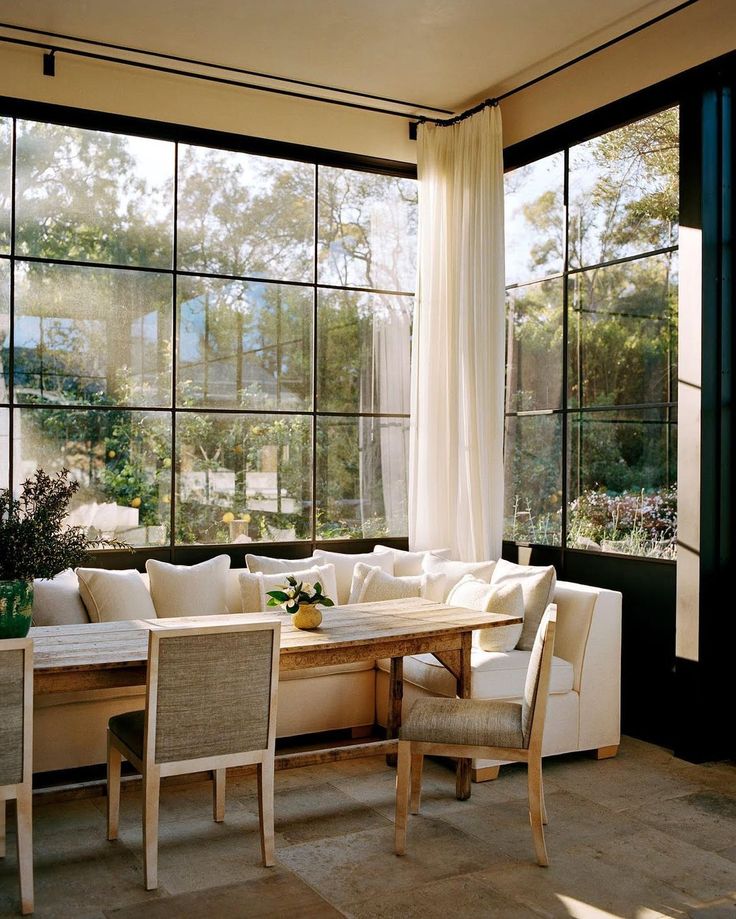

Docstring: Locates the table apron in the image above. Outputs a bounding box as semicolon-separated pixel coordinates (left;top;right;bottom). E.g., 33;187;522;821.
278;632;467;671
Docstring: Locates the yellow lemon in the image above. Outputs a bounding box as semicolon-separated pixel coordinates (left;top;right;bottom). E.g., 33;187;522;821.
130;497;142;508
242;513;251;523
163;457;172;468
107;449;116;459
222;511;235;524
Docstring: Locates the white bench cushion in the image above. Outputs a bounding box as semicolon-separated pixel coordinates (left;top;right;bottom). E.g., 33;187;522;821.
377;648;574;701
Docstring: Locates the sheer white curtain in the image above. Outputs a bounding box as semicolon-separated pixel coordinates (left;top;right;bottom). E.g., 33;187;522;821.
409;106;505;561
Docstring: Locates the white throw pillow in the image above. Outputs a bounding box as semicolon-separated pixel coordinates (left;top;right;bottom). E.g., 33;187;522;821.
356;566;444;604
245;552;319;574
348;562;445;604
490;558;556;651
312;549;394;604
32;569;90;626
76;568;157;623
373;545;452;576
146;555;231;618
421;554;496;599
447;575;525;652
239;564;338;614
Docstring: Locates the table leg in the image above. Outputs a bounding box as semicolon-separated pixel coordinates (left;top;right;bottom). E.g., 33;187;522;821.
456;632;472;800
386;656;403;767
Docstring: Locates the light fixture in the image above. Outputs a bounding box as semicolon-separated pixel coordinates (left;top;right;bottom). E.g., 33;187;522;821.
42;49;55;76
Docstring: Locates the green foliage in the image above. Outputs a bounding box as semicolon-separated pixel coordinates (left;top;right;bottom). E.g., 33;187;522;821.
0;469;127;580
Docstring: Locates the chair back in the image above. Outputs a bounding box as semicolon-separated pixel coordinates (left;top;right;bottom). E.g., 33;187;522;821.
0;638;33;789
521;605;557;750
144;619;280;766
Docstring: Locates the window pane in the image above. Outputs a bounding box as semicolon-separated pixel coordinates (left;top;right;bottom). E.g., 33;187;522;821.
505;279;563;412
0;117;11;253
317;290;411;414
177;145;314;282
176;413;311;544
0;258;9;400
505;152;564;286
569;253;678;408
13;262;172;407
569;108;679;269
568;408;677;557
16;121;174;268
318;168;417;292
316;415;408;539
14;407;171;546
503;414;562;546
177;277;312;411
0;408;7;490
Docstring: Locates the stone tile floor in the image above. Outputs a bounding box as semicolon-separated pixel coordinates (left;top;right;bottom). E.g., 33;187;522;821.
1;736;735;918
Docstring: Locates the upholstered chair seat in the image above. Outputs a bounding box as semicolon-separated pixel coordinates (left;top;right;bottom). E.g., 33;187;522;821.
108;711;145;758
400;698;523;749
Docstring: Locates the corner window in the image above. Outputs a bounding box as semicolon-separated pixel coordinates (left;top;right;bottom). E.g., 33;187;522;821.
504;107;679;559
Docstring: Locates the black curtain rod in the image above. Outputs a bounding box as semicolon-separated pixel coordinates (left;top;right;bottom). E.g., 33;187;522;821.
0;22;453;119
410;0;701;138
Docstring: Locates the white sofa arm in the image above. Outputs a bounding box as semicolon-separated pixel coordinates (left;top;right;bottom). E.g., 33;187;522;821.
576;586;622;752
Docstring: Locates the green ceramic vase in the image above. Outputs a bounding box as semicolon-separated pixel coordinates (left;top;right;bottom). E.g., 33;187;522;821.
0;580;34;639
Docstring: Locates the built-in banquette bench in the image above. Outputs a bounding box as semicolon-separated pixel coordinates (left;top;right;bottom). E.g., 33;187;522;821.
31;547;621;782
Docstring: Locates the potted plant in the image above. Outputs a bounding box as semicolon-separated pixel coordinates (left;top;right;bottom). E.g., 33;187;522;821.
266;576;334;630
0;468;125;638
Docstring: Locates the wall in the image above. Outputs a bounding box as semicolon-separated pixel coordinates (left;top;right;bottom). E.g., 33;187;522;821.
0;40;416;164
499;0;736;146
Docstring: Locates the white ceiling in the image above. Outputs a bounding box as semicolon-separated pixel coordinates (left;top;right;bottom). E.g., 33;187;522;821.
0;0;686;112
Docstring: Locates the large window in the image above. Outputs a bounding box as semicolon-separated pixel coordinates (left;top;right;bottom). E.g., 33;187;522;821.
0;114;416;548
504;107;679;559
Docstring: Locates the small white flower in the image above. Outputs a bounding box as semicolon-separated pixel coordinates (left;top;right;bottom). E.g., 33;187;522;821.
301;582;313;594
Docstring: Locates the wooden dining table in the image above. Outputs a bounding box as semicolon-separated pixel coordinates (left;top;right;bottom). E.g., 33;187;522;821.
30;597;522;799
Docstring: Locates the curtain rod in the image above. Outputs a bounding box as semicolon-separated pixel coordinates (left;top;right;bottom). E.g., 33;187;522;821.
0;24;453;121
409;0;701;138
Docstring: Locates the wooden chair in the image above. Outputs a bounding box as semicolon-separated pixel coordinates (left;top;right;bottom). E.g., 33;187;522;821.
395;605;557;866
0;638;34;915
106;619;280;890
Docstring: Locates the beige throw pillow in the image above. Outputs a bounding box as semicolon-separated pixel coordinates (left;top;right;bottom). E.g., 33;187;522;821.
373;545;452;576
238;564;338;614
245;552;319;574
146;555;231;618
421;554;496;599
355;566;444;604
447;575;525;652
312;549;394;604
490;558;556;651
32;569;90;626
76;568;157;623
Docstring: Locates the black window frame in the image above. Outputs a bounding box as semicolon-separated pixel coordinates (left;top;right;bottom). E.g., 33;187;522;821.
0;95;417;569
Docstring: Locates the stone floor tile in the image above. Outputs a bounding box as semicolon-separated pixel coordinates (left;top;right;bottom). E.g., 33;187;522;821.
633;791;736;852
272;781;390;846
343;870;539;918
542;749;703;813
568;825;736;904
686;899;736;918
278;817;506;910
436;788;639;862
0;827;167;919
481;849;698;918
104;869;343;918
